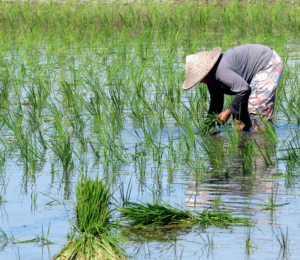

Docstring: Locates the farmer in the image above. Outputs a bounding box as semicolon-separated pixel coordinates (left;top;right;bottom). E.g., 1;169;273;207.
182;44;284;133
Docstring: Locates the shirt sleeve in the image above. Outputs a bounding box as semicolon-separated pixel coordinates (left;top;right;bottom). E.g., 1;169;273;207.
216;69;251;116
206;80;224;115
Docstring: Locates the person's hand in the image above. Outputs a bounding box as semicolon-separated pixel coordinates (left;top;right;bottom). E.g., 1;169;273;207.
218;109;231;124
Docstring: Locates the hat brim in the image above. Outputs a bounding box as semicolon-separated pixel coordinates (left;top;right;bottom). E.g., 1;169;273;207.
182;47;222;90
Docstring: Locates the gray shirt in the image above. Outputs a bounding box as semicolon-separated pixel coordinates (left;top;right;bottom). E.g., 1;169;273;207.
206;44;273;116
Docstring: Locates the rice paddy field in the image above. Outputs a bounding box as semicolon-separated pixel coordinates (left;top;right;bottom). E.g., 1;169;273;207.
1;0;300;259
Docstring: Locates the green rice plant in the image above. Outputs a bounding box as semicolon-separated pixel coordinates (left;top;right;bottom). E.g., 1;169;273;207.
0;151;6;172
253;139;274;167
241;140;255;175
199;135;225;166
279;129;300;172
3;113;44;172
38;220;54;246
136;154;147;177
49;132;73;173
152;141;164;171
166;102;183;128
184;152;206;188
0;227;8;248
93;116;127;165
273;226;290;257
223;121;240;154
212;190;224;211
0;172;8;204
25;83;49;117
69;98;89;152
182;112;196;148
60;80;76;109
0;70;10;112
24;108;47;150
245;225;257;251
119;180;132;208
50;103;66;140
54;175;127;260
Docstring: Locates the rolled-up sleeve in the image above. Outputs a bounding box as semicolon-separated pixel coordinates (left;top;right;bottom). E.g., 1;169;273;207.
216;69;251;116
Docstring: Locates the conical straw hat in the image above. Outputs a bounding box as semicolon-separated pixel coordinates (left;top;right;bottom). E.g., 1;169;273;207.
182;47;222;90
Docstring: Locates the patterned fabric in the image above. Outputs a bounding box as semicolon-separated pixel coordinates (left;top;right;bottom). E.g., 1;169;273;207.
248;50;284;120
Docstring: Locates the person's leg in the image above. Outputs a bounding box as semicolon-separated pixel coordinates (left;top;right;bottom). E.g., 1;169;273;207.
232;105;252;131
248;50;284;133
250;114;274;133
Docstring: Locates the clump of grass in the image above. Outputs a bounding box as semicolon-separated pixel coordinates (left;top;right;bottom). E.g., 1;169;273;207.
119;200;252;229
54;176;127;260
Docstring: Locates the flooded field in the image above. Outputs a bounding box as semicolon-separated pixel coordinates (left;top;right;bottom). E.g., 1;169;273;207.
1;1;300;259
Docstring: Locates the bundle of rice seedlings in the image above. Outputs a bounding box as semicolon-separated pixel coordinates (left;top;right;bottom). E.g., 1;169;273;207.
119;201;198;228
54;176;127;260
197;114;220;134
119;201;252;229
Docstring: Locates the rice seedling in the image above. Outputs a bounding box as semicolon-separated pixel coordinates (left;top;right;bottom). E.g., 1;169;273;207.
39;220;55;246
241;140;255;175
49;133;74;173
152;141;164;172
279;129;300;173
245;225;257;251
0;227;8;249
199;135;225;166
253;139;275;167
54;175;127;260
260;119;278;146
273;226;290;258
185;152;206;187
3;113;44;173
119;180;132;208
211;190;224;211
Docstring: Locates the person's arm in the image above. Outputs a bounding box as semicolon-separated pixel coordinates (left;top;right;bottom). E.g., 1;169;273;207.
207;78;224;115
216;69;251;116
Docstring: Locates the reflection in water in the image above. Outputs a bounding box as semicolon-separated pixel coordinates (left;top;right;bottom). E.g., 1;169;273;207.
184;130;285;219
124;226;194;260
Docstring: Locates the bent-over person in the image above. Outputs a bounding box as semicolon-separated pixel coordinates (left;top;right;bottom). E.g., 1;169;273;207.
182;44;284;133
